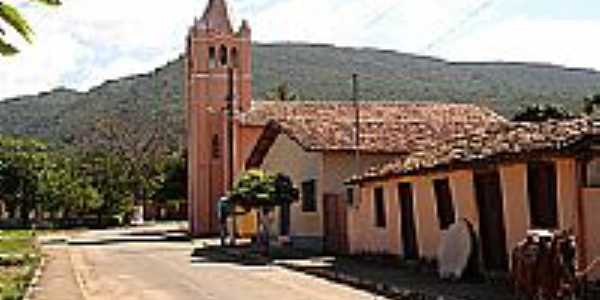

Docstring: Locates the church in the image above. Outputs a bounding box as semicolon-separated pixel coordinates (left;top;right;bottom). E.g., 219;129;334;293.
185;0;506;242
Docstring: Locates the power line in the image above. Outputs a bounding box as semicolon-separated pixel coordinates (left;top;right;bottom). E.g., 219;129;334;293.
421;0;496;53
363;0;404;29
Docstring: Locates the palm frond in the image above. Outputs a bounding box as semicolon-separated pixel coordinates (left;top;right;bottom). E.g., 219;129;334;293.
0;37;18;56
0;2;34;43
30;0;62;6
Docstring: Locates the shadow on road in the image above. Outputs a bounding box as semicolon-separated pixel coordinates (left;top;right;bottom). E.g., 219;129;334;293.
283;256;518;300
41;228;191;247
190;245;518;300
189;244;321;266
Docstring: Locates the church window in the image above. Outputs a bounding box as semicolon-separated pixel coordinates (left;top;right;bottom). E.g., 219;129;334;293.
220;45;228;66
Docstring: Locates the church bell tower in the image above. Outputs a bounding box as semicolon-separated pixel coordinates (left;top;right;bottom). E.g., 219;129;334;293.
186;0;252;236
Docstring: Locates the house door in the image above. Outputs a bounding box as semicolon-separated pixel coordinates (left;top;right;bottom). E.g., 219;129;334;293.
280;202;291;236
399;183;419;260
474;170;509;271
323;194;348;254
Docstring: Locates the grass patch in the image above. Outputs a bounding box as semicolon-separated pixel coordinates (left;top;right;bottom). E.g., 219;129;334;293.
0;230;40;300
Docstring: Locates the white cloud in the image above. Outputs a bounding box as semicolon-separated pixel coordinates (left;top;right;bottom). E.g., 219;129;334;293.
248;0;485;52
0;0;205;98
0;0;599;100
442;17;600;70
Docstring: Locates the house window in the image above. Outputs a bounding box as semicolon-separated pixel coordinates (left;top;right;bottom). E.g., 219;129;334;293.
527;161;558;229
212;134;220;159
208;46;216;68
433;178;456;230
301;180;317;212
220;45;228;66
374;187;386;228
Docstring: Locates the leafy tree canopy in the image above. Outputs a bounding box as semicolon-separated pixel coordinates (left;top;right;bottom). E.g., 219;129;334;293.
512;104;574;122
265;82;298;102
583;94;600;115
230;169;298;209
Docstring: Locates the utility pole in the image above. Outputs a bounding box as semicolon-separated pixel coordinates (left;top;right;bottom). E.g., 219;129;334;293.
352;73;361;205
227;67;237;246
353;73;361;177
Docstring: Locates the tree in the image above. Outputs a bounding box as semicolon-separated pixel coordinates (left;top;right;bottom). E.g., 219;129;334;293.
0;135;101;226
77;114;175;223
38;155;101;220
265;82;298;101
229;170;298;253
0;0;61;55
0;136;50;224
78;151;133;224
512;104;574;122
154;152;187;218
583;94;600;116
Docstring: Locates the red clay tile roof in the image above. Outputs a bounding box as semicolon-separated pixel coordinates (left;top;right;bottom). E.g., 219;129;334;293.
351;118;600;183
240;101;506;154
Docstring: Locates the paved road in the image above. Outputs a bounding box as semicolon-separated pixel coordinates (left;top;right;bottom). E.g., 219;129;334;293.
37;229;383;300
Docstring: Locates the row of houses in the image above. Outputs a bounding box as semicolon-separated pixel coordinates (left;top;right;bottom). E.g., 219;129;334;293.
186;0;600;277
243;103;600;275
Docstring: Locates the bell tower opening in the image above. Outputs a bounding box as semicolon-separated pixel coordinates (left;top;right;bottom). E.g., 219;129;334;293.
208;46;217;69
220;45;228;66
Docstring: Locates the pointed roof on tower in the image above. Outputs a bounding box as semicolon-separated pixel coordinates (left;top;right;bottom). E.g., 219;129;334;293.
197;0;233;33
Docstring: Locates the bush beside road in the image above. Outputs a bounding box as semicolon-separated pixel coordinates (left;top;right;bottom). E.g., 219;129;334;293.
0;230;40;300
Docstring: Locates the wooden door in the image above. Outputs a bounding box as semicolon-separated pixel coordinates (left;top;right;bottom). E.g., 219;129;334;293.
474;170;509;271
323;194;348;254
527;161;558;229
399;183;419;260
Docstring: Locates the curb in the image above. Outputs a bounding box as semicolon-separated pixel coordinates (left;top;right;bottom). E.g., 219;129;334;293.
23;255;45;300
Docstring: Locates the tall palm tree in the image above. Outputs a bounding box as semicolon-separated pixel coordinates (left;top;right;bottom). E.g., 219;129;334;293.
0;0;61;56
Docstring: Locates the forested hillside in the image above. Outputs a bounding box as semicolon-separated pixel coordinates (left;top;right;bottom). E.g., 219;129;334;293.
2;43;600;145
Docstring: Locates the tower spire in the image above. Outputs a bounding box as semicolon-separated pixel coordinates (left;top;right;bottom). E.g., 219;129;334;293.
198;0;233;33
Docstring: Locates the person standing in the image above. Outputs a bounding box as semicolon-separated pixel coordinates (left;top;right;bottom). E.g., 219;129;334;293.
217;197;230;247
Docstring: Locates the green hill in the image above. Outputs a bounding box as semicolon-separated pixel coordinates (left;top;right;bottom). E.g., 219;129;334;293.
2;43;600;145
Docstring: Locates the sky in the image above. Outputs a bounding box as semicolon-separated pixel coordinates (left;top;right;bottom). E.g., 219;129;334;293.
1;0;600;99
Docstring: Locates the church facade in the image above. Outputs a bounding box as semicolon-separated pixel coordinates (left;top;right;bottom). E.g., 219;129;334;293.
185;0;255;236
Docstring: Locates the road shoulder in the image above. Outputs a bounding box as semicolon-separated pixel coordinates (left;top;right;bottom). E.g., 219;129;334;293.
30;247;84;300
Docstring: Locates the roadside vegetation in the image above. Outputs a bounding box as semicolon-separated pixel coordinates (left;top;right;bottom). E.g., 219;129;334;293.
0;122;186;228
0;230;40;300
